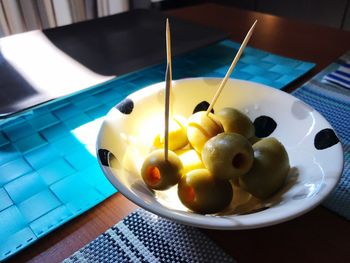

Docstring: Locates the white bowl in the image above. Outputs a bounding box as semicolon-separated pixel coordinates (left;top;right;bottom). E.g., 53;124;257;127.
96;78;343;230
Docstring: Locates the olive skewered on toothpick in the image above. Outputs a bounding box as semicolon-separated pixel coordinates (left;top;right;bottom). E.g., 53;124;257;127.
178;21;258;213
187;20;257;154
141;19;183;190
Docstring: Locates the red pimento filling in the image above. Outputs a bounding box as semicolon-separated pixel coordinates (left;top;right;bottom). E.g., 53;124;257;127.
146;166;161;186
183;186;196;203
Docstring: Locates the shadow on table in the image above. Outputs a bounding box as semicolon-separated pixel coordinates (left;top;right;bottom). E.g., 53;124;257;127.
42;9;229;76
0;53;47;118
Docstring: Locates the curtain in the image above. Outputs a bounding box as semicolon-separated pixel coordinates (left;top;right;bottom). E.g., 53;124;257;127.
0;0;130;37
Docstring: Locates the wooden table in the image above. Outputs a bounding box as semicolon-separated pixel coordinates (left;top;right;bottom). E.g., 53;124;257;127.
9;4;350;263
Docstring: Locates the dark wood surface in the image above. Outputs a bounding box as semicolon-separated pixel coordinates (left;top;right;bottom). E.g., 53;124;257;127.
8;4;350;263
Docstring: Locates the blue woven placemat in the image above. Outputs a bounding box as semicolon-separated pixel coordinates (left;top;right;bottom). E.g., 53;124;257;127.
293;51;350;219
0;40;315;261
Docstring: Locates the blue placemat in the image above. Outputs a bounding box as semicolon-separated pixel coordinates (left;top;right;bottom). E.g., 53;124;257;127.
0;40;315;261
63;208;235;263
293;51;350;220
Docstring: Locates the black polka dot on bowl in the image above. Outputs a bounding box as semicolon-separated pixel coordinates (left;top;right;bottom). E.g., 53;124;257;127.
98;149;110;166
193;101;214;114
253;116;277;138
314;128;339;150
116;98;134;114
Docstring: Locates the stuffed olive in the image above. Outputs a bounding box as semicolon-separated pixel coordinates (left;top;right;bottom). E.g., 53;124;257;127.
178;169;233;214
202;133;254;180
141;149;183;190
175;148;205;174
217;107;255;139
239;137;290;199
153;115;188;151
187;111;223;153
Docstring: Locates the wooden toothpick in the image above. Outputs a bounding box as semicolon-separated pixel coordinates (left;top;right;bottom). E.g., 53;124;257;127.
166;18;172;87
165;18;173;118
164;64;171;161
164;18;172;161
206;20;257;115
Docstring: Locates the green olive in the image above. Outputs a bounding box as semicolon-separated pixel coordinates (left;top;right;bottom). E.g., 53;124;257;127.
178;169;233;214
249;136;261;145
217;107;255;139
175;149;205;174
187;111;223;153
239;137;290;199
202;133;254;181
141;149;183;190
153;115;188;151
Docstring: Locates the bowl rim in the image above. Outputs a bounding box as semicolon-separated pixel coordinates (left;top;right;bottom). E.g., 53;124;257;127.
96;77;344;230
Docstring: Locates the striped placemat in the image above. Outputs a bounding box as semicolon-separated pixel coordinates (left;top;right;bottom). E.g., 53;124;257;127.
63;209;235;263
293;51;350;219
322;60;350;90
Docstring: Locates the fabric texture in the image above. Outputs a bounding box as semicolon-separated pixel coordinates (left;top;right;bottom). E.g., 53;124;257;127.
63;209;235;263
293;51;350;219
322;60;350;90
